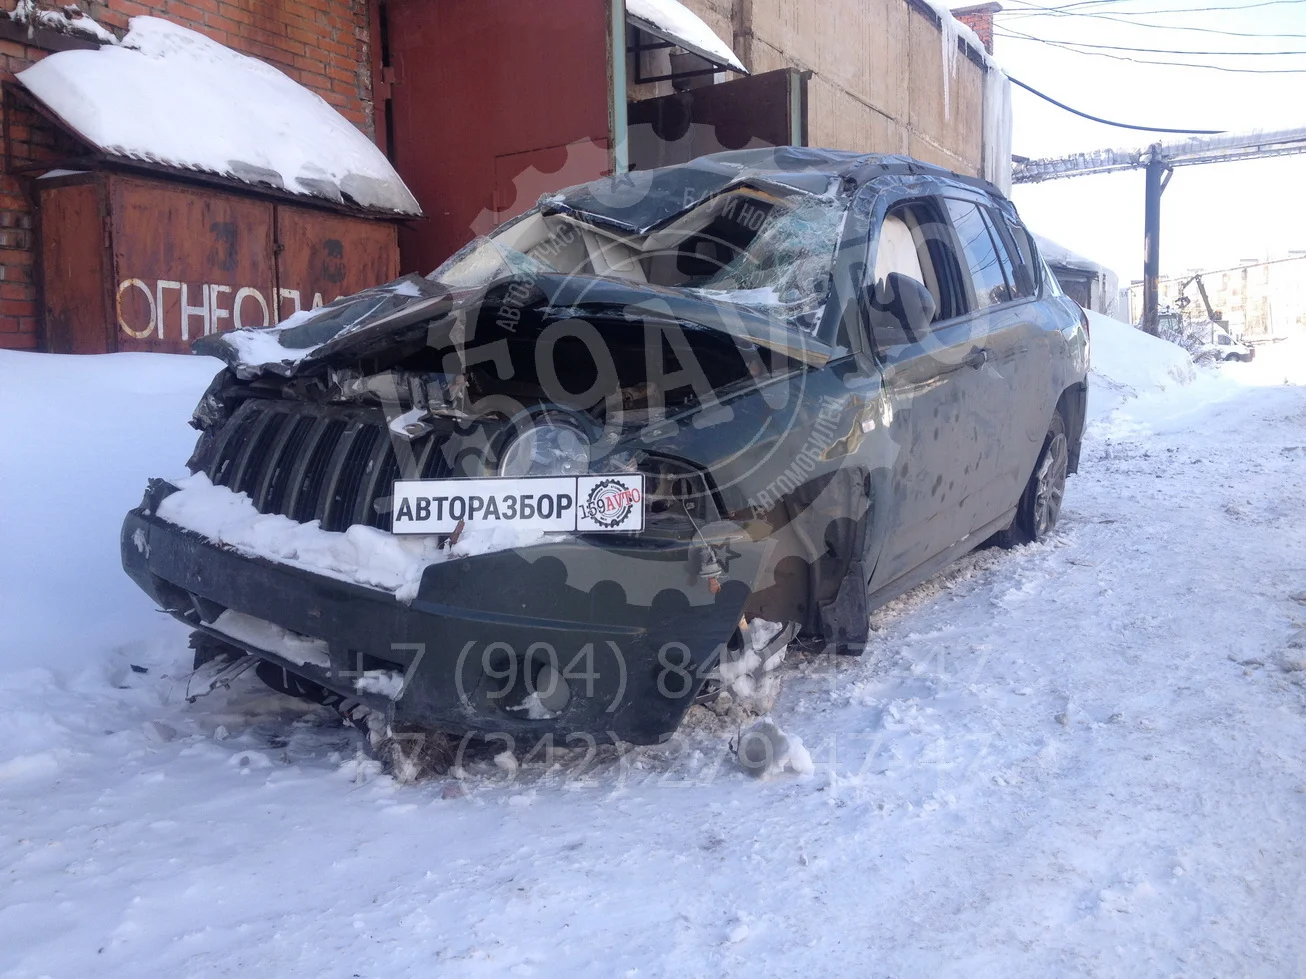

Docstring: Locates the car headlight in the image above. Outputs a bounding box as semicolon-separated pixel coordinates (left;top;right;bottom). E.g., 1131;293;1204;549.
498;412;591;477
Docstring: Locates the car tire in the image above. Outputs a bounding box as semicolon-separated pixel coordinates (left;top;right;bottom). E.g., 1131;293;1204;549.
996;412;1069;547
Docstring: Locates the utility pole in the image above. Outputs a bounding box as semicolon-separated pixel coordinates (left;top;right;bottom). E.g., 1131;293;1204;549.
1141;145;1171;336
1010;126;1306;331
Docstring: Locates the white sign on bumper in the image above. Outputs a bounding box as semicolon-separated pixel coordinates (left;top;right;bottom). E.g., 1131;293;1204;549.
390;474;645;535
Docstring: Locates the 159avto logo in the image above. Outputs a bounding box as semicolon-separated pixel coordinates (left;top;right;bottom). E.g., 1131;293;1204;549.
582;478;643;529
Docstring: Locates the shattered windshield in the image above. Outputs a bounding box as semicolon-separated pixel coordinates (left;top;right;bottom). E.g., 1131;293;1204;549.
429;181;849;333
685;195;846;331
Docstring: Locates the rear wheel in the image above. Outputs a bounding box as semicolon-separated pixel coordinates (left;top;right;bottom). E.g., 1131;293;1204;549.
997;413;1069;547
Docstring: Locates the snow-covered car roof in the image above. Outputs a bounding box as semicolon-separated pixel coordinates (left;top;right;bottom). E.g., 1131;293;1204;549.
542;148;1001;235
16;17;421;216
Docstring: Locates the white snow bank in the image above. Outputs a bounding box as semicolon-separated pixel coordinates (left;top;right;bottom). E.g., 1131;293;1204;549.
154;474;548;603
736;719;813;778
0;350;221;672
1087;310;1195;417
627;0;745;72
717;618;790;705
17;16;420;215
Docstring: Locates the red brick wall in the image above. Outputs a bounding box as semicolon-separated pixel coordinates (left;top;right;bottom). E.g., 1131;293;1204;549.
0;0;377;351
0;28;79;349
91;0;376;133
952;2;999;55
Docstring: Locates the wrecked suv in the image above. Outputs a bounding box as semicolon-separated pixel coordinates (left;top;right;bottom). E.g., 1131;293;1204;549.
121;148;1088;749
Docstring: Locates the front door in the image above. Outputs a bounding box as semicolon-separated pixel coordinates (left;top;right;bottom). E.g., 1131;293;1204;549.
864;196;995;591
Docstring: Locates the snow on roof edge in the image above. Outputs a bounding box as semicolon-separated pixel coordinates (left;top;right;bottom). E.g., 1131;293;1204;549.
626;0;746;73
1033;234;1120;280
16;17;421;217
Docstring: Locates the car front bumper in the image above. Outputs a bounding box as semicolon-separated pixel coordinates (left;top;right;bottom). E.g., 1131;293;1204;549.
122;479;755;745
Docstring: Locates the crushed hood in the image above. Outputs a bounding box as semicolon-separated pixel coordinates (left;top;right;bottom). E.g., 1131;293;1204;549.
193;272;837;380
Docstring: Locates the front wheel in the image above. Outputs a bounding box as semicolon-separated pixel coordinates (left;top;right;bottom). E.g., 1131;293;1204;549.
997;413;1069;547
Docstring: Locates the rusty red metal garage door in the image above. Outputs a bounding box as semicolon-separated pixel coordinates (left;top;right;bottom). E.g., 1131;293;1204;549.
38;173;400;355
275;207;402;323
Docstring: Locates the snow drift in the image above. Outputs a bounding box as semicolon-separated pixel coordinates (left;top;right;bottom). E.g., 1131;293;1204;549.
1086;309;1196;416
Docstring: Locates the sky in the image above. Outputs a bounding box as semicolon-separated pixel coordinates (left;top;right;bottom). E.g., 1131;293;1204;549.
968;0;1306;284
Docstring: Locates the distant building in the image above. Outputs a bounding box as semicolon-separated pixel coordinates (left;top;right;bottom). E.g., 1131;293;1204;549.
1033;235;1121;319
1126;255;1306;339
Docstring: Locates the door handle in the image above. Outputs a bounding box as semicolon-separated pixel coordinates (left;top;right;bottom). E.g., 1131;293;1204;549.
964;347;989;370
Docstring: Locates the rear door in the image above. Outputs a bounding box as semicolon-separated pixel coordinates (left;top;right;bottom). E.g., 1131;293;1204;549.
944;198;1056;525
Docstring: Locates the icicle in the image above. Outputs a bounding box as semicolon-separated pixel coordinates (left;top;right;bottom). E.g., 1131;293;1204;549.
940;9;959;121
982;67;1014;195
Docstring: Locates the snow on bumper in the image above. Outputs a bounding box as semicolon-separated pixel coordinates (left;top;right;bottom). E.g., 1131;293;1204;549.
121;479;753;745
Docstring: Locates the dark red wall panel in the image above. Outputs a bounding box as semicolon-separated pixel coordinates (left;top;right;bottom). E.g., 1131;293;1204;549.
385;0;613;275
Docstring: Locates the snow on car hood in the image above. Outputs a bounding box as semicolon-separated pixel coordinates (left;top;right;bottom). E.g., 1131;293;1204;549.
16;16;421;215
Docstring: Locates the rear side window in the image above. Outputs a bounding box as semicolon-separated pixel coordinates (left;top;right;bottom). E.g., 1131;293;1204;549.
983;210;1021;299
944;199;1011;309
992;211;1039;298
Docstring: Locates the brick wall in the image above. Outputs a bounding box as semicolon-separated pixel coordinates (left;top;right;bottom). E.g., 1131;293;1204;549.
0;0;376;351
951;2;1000;55
0;26;84;349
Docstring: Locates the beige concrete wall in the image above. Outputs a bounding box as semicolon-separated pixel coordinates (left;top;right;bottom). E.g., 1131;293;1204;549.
632;0;987;177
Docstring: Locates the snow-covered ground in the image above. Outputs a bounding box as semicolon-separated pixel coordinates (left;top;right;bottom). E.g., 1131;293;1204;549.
2;330;1306;977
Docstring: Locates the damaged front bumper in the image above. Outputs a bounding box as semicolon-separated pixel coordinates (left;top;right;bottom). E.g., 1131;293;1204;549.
121;480;756;745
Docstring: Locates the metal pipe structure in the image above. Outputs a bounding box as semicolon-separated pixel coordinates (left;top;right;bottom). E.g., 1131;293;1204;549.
1010;126;1306;331
1012;125;1306;184
1141;145;1172;336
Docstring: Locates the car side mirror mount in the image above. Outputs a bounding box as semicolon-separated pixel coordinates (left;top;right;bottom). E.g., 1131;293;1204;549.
866;272;937;346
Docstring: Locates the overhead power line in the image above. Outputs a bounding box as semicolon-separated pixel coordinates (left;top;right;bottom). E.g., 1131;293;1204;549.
997;24;1306;55
1007;75;1226;131
1008;0;1306;15
995;29;1306;71
998;0;1306;37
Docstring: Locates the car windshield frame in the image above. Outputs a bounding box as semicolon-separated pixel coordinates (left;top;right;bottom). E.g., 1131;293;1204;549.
429;178;853;336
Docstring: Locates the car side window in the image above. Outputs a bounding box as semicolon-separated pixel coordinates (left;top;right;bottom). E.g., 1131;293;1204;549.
983;210;1020;299
944;199;1011;309
996;213;1040;298
983;208;1037;301
869;199;966;328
